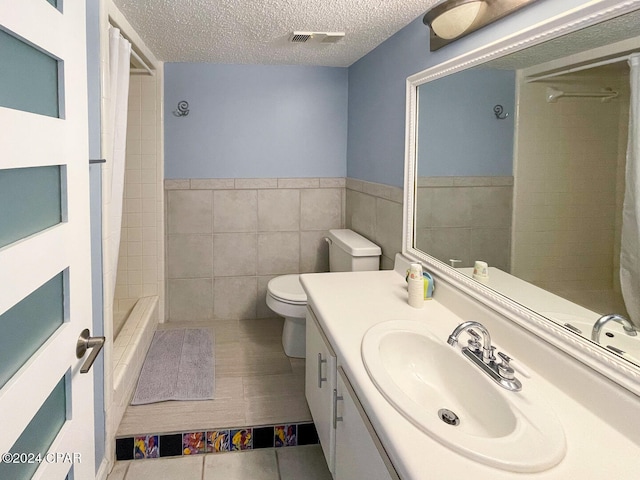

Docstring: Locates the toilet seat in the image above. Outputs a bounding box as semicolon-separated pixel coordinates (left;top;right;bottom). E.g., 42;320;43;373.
267;274;307;305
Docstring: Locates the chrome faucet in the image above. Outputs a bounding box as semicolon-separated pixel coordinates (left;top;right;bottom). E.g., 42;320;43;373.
591;314;637;343
448;321;522;392
448;321;494;362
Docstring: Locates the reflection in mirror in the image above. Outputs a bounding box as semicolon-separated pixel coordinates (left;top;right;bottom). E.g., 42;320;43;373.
416;69;516;272
412;8;640;368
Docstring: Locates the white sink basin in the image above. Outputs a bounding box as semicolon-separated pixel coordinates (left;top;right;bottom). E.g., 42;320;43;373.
361;320;566;473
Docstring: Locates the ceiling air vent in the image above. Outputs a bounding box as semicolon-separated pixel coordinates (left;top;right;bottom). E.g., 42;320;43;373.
289;31;345;44
321;32;345;43
290;32;313;43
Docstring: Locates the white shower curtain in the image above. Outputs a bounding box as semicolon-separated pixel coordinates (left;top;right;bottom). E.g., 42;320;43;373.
106;27;131;308
621;54;640;327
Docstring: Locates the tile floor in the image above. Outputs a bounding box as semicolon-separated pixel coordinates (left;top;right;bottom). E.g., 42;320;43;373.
107;445;332;480
117;317;311;436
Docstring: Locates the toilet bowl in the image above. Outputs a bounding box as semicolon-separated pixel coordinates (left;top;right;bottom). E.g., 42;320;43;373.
266;229;382;359
266;274;307;358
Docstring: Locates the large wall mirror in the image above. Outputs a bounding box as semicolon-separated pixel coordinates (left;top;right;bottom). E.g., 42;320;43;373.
404;0;640;394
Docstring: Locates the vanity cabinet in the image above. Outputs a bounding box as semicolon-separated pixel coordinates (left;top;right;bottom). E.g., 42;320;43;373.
335;368;398;480
306;307;337;473
306;307;398;480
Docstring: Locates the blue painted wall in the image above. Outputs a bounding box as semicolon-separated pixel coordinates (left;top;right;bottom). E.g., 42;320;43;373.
347;0;596;187
417;69;515;176
164;64;348;179
347;16;429;188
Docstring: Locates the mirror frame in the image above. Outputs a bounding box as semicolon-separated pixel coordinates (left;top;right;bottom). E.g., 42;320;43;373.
403;0;640;396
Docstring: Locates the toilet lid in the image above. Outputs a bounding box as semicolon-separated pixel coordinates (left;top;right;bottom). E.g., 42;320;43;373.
268;274;307;304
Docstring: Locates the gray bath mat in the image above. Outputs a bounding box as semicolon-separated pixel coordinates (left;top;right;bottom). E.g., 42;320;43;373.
131;329;214;405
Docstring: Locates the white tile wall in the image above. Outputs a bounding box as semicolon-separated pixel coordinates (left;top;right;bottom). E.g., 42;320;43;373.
512;68;629;296
114;73;165;334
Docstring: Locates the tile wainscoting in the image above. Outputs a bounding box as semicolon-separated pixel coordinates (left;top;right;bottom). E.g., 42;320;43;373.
165;177;412;322
164;178;346;322
345;178;403;270
164;176;511;319
414;176;513;271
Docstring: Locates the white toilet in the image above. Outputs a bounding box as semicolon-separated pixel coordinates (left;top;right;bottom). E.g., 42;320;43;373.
266;229;381;358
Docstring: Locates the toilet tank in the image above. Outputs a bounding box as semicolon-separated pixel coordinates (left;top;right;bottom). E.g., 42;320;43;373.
327;229;382;272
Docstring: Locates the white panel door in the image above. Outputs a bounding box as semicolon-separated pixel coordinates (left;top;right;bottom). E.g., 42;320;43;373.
0;0;96;479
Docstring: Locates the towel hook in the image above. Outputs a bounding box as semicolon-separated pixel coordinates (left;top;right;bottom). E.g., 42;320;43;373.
493;105;509;120
173;100;189;117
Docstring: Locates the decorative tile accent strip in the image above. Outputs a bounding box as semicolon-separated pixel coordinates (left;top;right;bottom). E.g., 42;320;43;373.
134;435;159;459
234;178;278;189
164;177;347;190
183;432;206;455
297;422;320;446
345;177;403;204
277;178;320;189
252;426;275;449
116;422;319;461
230;428;252;451
115;437;134;461
275;424;297;447
319;177;346;188
159;434;182;457
207;430;231;452
191;178;235;190
415;175;514;187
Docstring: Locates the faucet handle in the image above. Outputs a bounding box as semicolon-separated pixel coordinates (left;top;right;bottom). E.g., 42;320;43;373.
466;329;481;353
497;352;516;380
467;339;481;353
497;351;512;364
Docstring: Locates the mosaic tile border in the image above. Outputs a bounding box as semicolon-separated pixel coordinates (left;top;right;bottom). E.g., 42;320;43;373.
116;422;319;461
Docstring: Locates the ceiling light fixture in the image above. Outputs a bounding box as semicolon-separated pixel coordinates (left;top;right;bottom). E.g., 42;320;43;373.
423;0;539;51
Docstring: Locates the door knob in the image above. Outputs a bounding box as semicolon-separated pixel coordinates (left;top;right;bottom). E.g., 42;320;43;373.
76;329;105;374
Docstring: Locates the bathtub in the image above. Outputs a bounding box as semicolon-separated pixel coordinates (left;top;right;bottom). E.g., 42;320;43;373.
111;296;159;425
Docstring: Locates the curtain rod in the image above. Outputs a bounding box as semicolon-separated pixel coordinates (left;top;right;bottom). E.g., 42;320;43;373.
526;53;633;82
109;22;154;76
130;48;154;76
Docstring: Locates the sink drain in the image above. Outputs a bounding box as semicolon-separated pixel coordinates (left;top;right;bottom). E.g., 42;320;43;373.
438;408;460;426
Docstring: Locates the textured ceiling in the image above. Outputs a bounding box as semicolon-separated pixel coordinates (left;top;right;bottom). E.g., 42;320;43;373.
112;0;439;67
483;8;640;71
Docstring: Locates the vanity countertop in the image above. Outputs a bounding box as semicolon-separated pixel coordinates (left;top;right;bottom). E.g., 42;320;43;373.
300;269;640;480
